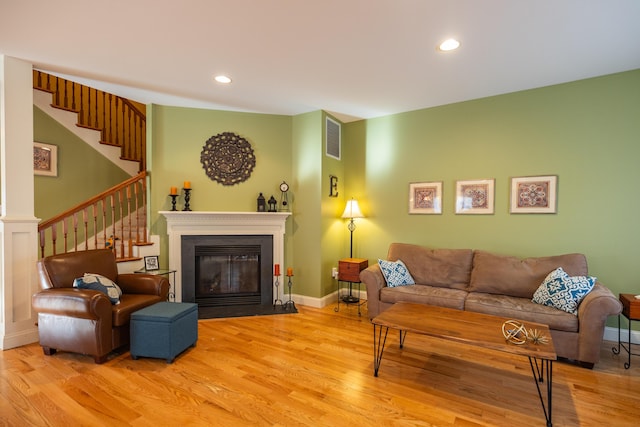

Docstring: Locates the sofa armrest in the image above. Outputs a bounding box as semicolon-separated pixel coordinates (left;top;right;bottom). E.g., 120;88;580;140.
360;264;386;319
117;274;170;299
576;282;623;364
32;288;112;321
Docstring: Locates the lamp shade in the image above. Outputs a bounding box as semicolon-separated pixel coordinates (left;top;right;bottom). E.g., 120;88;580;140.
341;198;364;219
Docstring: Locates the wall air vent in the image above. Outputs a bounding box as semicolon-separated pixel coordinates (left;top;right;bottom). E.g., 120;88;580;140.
325;116;341;160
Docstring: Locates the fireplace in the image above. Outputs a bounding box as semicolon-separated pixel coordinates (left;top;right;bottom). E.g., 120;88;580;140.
181;235;273;317
160;211;291;318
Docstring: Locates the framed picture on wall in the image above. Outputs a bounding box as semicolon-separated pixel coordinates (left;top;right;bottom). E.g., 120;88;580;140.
33;142;58;177
455;179;495;214
409;181;442;214
510;175;558;214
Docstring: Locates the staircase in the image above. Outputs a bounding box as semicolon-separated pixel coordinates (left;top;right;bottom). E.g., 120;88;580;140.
34;71;152;262
33;70;146;171
37;172;151;261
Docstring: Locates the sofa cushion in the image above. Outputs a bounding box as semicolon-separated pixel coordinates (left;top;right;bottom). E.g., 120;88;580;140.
73;273;122;304
465;292;579;332
532;267;596;315
380;285;467;310
378;259;415;287
468;250;588;299
387;243;473;290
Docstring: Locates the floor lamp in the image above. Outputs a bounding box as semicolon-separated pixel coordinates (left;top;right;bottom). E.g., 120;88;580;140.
341;198;365;303
341;198;365;258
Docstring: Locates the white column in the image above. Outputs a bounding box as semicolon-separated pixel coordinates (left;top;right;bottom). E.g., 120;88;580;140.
0;55;40;349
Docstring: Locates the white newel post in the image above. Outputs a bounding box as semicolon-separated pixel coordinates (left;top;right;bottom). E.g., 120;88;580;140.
160;211;291;302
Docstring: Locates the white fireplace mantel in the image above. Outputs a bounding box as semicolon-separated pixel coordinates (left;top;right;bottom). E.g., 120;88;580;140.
160;211;291;302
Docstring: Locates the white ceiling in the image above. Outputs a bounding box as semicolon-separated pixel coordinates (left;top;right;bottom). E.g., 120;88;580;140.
1;0;639;122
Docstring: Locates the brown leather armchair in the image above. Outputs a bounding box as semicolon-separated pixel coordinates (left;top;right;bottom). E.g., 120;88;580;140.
33;249;169;363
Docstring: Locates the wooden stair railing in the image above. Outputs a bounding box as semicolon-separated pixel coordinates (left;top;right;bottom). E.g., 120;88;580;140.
38;172;149;261
33;70;146;171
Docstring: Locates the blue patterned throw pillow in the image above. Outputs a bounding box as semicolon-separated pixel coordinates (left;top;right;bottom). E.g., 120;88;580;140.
378;259;415;287
73;273;122;304
532;267;596;315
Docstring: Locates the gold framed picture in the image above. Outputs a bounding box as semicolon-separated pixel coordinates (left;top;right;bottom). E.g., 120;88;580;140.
409;181;443;214
34;142;58;177
455;179;495;214
510;175;558;214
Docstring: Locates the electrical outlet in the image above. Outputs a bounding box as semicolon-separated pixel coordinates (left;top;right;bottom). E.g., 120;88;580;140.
331;267;338;278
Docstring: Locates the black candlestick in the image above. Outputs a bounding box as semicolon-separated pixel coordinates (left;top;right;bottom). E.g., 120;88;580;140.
182;188;192;211
284;275;296;311
273;275;283;308
169;194;178;211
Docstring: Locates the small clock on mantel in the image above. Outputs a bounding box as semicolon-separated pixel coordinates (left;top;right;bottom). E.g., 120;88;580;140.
279;181;290;211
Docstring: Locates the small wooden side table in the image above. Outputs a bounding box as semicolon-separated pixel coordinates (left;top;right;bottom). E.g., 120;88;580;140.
335;258;368;316
612;293;640;369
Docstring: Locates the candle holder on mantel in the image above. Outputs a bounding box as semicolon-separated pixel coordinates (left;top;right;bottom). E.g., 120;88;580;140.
283;273;296;311
182;188;192;211
169;194;179;211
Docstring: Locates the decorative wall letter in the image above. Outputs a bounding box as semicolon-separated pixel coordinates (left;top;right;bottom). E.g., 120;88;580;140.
329;175;339;197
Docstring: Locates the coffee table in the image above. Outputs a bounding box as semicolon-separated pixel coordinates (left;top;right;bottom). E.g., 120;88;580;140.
372;302;557;427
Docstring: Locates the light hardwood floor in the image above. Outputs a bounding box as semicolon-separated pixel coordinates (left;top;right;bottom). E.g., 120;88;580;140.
1;303;639;426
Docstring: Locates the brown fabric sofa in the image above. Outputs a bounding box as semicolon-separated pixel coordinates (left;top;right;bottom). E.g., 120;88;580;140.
33;249;170;363
360;243;623;368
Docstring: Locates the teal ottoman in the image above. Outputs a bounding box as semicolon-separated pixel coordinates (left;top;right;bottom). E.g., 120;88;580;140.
130;302;198;363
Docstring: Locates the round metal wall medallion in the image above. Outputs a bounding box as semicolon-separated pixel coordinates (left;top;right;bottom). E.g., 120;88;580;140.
200;132;256;186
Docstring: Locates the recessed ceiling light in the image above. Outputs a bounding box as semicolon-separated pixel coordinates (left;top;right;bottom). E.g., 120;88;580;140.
438;38;460;52
214;75;232;84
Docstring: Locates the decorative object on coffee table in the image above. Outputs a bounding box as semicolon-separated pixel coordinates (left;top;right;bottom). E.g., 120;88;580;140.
200;131;256;185
528;328;550;345
501;319;528;345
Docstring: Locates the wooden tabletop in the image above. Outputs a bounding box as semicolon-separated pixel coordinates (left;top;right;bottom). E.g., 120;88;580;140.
372;302;557;360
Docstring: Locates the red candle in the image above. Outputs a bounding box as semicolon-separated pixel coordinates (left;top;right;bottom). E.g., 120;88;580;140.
286;267;293;277
274;264;280;276
170;186;178;195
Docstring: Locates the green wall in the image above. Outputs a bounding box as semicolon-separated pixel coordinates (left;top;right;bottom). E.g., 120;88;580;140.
346;70;640;320
33;106;131;221
148;105;295;270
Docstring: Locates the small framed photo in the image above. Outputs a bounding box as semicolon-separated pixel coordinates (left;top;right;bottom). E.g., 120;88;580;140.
455;179;495;214
409;181;442;214
34;142;58;177
510;175;558;214
144;255;160;271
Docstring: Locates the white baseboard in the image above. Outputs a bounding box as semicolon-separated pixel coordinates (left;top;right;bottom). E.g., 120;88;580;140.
291;287;368;309
604;325;640;345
